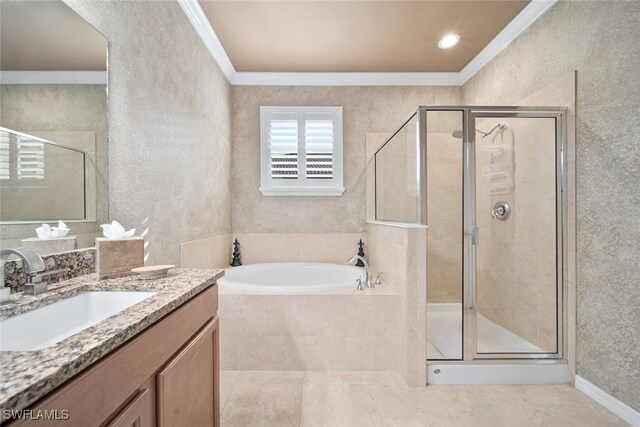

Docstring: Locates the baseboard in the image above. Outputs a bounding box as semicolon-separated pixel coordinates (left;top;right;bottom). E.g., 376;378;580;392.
575;375;640;426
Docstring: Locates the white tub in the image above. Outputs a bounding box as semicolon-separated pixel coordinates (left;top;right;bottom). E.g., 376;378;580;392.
218;262;364;294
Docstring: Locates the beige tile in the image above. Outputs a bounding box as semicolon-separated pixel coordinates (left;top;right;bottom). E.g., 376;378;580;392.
366;371;407;389
372;335;402;370
263;336;305;370
345;336;375;371
221;371;626;427
219;295;266;337
180;233;231;268
235;370;305;384
303;371;369;384
220;370;239;383
222;382;303;427
300;383;382;427
220;335;239;370
220;382;235;413
233;336;267;370
371;384;626;427
233;233;364;265
512;385;628;427
370;384;468;427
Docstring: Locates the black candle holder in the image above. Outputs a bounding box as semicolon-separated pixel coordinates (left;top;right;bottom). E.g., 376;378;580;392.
356;239;365;267
231;239;242;266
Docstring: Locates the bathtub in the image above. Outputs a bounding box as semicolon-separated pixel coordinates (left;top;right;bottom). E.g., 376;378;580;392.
218;262;364;294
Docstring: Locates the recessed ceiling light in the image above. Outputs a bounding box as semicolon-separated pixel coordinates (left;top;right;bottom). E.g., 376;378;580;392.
438;34;460;49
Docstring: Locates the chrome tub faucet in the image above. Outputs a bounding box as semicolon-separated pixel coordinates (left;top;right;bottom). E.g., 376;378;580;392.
348;255;374;288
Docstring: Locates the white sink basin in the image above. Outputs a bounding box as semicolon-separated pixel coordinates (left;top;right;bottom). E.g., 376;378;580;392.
0;291;156;351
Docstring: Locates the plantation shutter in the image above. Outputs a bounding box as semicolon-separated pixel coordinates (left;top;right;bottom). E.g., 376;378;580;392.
268;113;299;180
17;136;44;179
304;114;334;180
260;106;343;196
0;131;10;180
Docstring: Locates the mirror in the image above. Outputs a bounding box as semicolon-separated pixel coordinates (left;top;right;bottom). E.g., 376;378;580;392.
0;0;108;254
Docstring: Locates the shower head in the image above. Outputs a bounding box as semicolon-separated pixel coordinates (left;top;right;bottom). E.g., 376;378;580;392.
451;122;508;140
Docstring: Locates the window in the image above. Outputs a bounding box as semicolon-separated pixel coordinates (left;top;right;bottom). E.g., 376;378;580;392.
260;106;344;196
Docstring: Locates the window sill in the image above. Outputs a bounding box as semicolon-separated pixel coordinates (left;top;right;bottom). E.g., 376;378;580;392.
259;187;345;197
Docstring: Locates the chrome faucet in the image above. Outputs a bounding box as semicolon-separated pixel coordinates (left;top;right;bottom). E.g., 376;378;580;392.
0;248;47;302
348;255;374;288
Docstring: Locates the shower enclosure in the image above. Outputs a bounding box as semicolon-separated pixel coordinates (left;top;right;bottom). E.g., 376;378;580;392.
375;106;566;363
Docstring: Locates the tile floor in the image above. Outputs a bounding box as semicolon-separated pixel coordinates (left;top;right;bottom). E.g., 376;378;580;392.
220;370;627;427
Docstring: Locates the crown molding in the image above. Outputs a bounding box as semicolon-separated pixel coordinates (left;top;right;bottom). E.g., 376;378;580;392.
180;0;558;86
0;71;107;84
177;0;235;82
233;72;463;86
458;0;558;84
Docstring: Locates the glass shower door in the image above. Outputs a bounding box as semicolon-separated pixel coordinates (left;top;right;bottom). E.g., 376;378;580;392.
466;111;564;358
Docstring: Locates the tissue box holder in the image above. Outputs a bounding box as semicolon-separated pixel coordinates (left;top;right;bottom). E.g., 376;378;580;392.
96;236;144;280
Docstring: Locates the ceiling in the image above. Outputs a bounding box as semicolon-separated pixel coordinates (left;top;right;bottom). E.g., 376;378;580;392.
199;0;530;73
0;0;107;71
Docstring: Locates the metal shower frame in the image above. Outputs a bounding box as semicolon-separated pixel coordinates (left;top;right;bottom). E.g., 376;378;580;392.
374;106;568;362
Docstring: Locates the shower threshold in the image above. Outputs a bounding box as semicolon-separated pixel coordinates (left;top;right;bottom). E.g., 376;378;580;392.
426;303;570;385
427;303;541;360
426;362;571;385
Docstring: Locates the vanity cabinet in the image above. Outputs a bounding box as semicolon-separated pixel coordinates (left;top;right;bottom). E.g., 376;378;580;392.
157;318;219;427
106;388;152;427
11;285;219;427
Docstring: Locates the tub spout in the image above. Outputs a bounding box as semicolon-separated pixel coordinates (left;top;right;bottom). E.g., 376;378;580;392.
347;255;373;288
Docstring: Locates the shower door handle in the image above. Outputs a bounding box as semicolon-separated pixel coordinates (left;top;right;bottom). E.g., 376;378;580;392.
466;226;478;245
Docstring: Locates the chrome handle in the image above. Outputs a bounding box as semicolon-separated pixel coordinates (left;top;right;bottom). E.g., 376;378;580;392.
466;226;478;246
375;272;384;286
491;201;511;221
356;279;364;291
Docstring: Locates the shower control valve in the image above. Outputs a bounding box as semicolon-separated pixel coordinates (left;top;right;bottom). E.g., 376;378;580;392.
491;201;511;221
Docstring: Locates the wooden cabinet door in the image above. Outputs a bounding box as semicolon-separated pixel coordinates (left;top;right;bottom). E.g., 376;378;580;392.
157;317;219;427
106;388;152;427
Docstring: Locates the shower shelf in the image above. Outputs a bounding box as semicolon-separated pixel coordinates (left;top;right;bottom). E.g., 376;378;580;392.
482;142;513;154
481;123;513;195
481;163;510;177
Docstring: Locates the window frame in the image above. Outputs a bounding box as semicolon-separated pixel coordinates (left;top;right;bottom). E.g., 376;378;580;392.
259;106;344;196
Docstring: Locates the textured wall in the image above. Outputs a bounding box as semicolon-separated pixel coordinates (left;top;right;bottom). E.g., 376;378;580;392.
65;0;232;265
463;1;640;410
231;86;461;233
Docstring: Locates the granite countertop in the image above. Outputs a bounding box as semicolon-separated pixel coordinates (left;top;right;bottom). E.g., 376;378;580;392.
0;268;224;412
